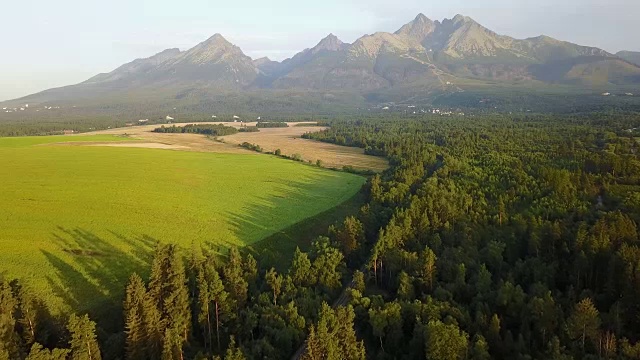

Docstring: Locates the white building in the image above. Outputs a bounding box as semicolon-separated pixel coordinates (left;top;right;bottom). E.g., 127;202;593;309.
166;115;174;121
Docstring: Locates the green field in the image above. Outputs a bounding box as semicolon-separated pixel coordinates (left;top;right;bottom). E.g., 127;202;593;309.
0;135;365;314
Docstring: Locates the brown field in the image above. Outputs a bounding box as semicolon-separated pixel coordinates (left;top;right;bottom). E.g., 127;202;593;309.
73;122;389;171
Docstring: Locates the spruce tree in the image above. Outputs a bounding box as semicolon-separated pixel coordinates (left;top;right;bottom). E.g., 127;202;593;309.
17;285;38;347
197;261;228;352
123;274;147;360
142;294;163;359
567;298;600;351
148;244;171;313
25;343;70;360
67;314;101;360
302;303;365;360
289;248;314;287
265;268;283;305
161;328;182;360
164;245;191;353
224;248;248;310
419;247;437;291
425;320;468;360
0;280;20;360
196;264;212;352
224;336;245;360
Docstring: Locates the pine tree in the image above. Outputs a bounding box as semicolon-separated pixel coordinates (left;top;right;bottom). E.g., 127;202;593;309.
335;216;364;256
470;335;491;360
242;254;258;285
567;298;600;351
25;343;70;360
335;306;365;360
425;320;469;360
164;245;192;352
148;244;171;313
265;268;283;305
196;260;229;352
352;270;365;293
0;280;20;360
142;293;163;359
67;314;102;360
397;271;415;300
196;264;212;352
289;248;314;287
224;248;248;310
224;336;245;360
17;285;38;347
161;328;182;360
419;247;437;291
146;243;191;357
302;303;365;360
123;274;147;360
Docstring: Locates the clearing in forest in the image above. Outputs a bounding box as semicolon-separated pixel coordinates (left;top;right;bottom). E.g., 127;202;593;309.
78;122;389;171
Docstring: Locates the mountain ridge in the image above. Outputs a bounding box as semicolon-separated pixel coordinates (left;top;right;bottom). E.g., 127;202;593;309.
5;14;640;108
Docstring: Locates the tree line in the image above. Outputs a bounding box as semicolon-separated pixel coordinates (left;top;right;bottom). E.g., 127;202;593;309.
152;125;239;136
255;122;288;128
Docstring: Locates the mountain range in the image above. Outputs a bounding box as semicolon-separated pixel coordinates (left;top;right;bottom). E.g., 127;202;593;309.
5;14;640;112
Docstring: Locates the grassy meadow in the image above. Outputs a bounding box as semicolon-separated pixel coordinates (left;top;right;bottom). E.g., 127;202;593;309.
0;135;365;314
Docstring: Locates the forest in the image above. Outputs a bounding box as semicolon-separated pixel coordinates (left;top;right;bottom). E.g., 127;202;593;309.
2;111;640;359
152;124;239;136
255;122;289;128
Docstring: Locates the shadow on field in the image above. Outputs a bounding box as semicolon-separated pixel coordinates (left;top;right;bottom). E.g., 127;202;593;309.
223;171;365;270
42;227;157;329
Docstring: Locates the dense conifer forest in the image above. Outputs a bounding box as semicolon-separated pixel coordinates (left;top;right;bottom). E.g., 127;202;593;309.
152;124;240;136
3;111;640;359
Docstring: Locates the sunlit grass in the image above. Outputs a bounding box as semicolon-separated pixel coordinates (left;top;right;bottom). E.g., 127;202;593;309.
0;135;364;313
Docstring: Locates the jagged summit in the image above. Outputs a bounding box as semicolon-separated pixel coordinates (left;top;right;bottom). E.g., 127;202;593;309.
253;57;272;65
395;13;436;44
204;33;230;44
9;12;640;107
452;14;473;23
312;34;346;53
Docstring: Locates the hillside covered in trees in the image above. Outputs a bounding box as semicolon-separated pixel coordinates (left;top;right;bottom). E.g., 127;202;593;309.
3;111;640;359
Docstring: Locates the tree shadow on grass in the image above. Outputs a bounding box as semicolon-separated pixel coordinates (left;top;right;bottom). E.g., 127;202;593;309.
43;227;158;331
223;172;365;270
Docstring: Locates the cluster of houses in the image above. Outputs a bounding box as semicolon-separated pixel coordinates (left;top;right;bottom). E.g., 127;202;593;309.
431;108;464;116
3;104;28;113
2;104;65;113
602;92;634;97
380;104;465;116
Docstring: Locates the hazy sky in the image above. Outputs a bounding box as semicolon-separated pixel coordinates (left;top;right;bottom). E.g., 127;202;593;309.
1;0;638;101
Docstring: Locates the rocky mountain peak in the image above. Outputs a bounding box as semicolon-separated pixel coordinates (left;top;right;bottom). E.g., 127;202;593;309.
452;14;473;24
312;34;346;53
253;57;273;66
395;13;436;43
